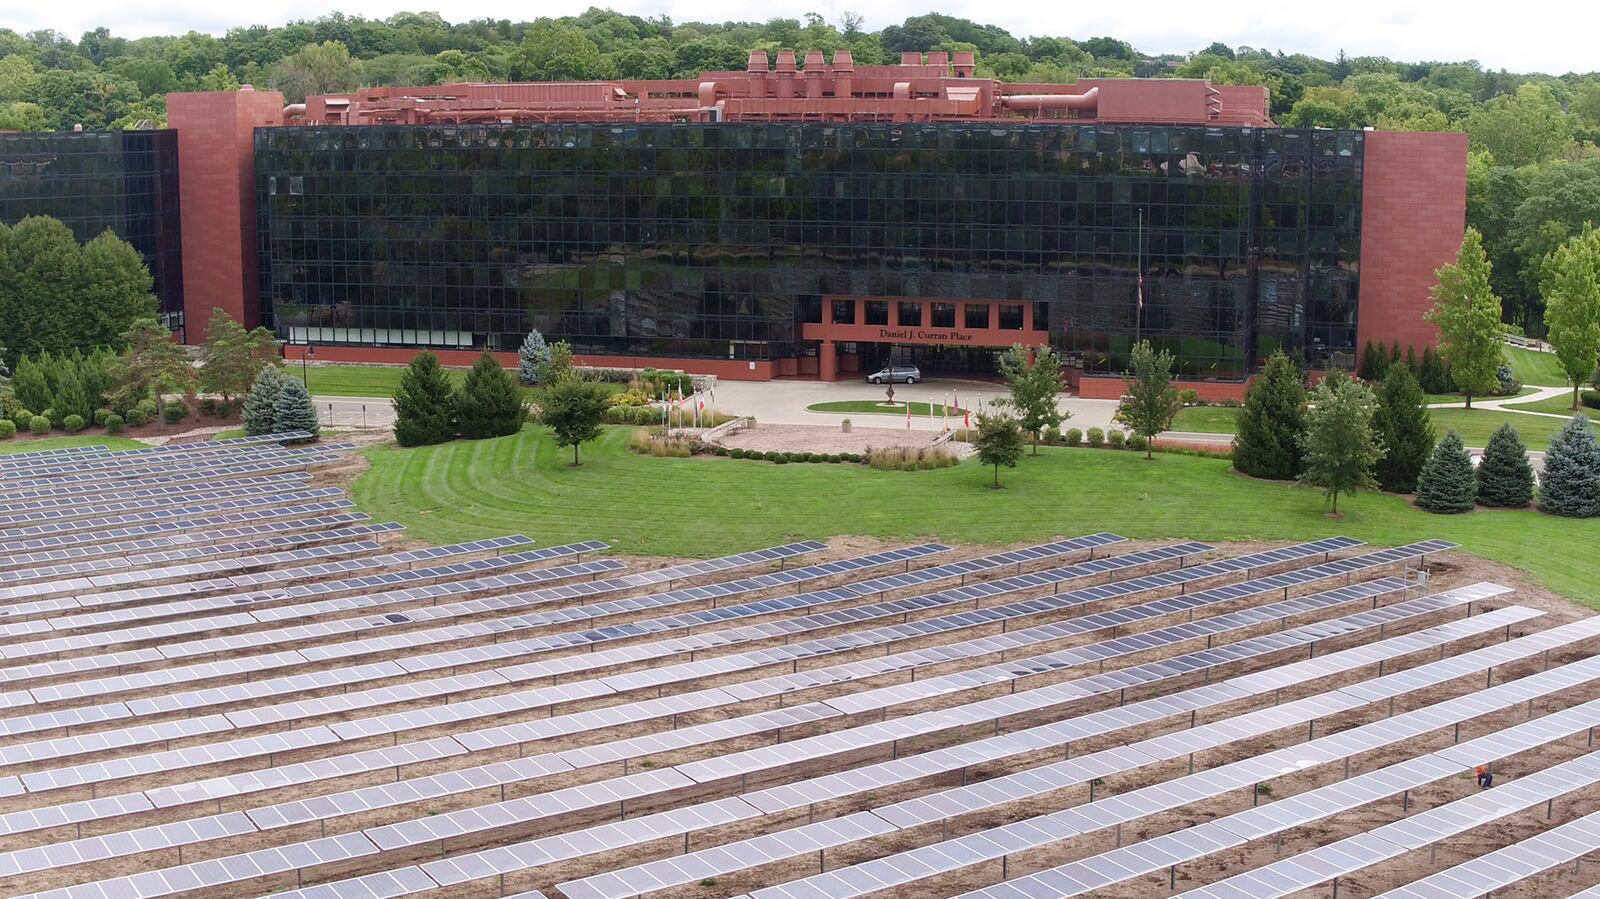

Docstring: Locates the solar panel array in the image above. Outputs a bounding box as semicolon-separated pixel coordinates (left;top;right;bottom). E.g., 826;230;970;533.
0;445;1595;899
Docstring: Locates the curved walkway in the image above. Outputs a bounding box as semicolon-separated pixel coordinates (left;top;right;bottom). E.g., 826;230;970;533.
1428;384;1573;418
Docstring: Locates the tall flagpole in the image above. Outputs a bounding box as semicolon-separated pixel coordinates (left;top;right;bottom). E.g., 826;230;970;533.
1135;207;1144;344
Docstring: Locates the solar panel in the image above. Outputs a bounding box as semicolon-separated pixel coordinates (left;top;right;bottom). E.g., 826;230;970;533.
0;514;383;570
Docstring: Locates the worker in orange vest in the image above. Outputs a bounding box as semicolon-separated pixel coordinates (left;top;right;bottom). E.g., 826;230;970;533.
1476;764;1493;789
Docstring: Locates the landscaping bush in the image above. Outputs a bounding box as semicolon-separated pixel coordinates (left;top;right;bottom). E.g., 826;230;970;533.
1128;434;1149;452
627;429;693;457
1178;389;1200;407
1063;428;1082;447
40;408;57;427
103;413;124;435
1086;427;1105;448
729;448;745;459
136;398;158;420
1539;415;1600;517
773;455;789;464
0;420;14;439
1414;430;1477;513
162;402;186;424
866;446;958;471
62;414;84;433
198;397;219;416
842;452;862;463
1582;391;1600;410
1106;429;1126;449
29;416;49;435
606;390;652;407
123;407;148;427
1476;423;1534;508
92;408;113;426
10;410;33;432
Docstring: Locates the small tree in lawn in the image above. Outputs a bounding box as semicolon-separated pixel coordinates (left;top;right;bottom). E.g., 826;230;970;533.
1414;430;1477;513
1233;351;1308;480
998;343;1067;455
973;411;1025;488
271;377;319;440
456;353;524;439
1424;228;1503;408
1476;423;1535;508
1539;414;1600;517
199;308;281;403
1299;371;1384;515
241;367;287;435
1114;340;1180;460
537;374;609;466
1541;226;1600;409
517;329;550;386
1372;365;1435;492
392;351;458;447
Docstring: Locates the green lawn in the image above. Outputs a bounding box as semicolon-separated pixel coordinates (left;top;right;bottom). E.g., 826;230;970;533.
807;400;960;418
1503;393;1597;419
1169;406;1241;433
1169;403;1565;450
0;435;145;454
1504;345;1568;388
298;364;621;401
1425;386;1537;405
351;426;1600;605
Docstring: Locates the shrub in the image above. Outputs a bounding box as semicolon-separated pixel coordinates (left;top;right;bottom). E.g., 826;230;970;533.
866;446;958;471
40;408;57;427
103;413;124;435
1086;427;1105;448
92;408;113;427
1107;429;1126;449
1063;428;1082;447
29;416;50;435
1150;438;1235;459
1476;423;1534;508
1494;364;1522;397
123;407;148;427
162;403;186;424
1539;415;1600;517
1414;430;1477;513
62;414;84;433
457;353;524;439
773;455;789;464
842;452;862;463
627;429;693;457
1128;434;1149;452
0;420;14;439
10;410;33;432
136;398;158;420
1582;391;1600;410
198;397;219;416
729;448;745;459
1178;388;1200;407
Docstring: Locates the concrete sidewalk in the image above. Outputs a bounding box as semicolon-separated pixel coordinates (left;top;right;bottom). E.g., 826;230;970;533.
706;378;1123;430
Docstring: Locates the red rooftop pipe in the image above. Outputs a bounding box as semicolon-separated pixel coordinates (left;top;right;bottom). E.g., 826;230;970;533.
1001;87;1100;112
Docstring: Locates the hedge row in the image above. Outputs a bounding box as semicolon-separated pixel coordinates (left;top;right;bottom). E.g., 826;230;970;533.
713;447;863;464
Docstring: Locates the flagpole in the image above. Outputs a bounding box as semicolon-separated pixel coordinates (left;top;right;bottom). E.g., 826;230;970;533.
1136;207;1143;344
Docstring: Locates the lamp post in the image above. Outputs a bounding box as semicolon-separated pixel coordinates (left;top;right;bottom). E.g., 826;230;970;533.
301;342;315;387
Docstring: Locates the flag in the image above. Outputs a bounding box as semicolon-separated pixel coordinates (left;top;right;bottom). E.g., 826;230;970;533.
905;402;912;430
942;395;949;432
1137;269;1144;311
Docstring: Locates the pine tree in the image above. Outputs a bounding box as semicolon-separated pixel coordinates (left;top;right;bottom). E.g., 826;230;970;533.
1358;339;1384;382
1233;351;1307;480
1372;365;1435;492
1476;423;1535;508
392;351;458;447
517;330;550;386
241;367;287;436
9;355;50;414
271;377;319;439
1389;340;1402;370
1419;346;1449;393
199;308;281;402
456;352;524;439
1538;415;1600;517
1113;340;1180;459
1298;372;1384;515
52;363;92;422
1405;345;1419;378
1414;430;1477;513
1424;228;1503;408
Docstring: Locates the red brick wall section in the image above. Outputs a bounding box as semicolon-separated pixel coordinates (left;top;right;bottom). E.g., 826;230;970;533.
282;345;778;381
167;88;284;340
1357;131;1467;365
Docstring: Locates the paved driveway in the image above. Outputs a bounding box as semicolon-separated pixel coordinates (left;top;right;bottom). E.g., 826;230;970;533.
707;377;1123;430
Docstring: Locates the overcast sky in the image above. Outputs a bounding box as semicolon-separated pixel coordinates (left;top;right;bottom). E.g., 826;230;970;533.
12;0;1598;76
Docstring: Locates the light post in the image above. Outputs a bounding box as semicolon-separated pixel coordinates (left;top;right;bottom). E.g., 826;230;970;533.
301;342;315;387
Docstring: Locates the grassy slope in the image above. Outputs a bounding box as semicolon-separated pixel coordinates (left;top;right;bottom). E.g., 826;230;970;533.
0;436;144;454
1505;345;1569;387
352;427;1600;605
1170;404;1564;450
301;365;620;401
806;401;960;417
1504;394;1597;419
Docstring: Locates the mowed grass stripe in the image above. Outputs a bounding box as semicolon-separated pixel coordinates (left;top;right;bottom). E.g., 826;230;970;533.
351;426;1600;603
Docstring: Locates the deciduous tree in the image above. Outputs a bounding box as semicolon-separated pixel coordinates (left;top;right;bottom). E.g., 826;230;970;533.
537;376;609;465
973;411;1025;488
1425;228;1503;408
1299;372;1384;515
1113;340;1180;459
998;344;1066;455
1542;226;1600;408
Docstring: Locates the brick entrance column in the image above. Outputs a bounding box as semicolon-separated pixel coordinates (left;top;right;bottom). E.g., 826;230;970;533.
819;340;840;381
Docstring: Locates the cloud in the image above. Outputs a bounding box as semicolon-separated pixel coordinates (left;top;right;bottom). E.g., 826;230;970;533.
12;0;1599;76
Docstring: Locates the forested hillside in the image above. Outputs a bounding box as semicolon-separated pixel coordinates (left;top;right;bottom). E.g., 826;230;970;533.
2;10;1598;332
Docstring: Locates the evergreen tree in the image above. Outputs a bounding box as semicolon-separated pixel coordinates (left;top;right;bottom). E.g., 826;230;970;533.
51;363;92;423
1299;371;1384;515
9;355;50;414
1424;228;1503;407
1419;346;1451;393
1538;415;1600;517
973;411;1025;488
537;375;609;465
1358;339;1384;382
1233;351;1307;479
517;330;550;386
241;367;287;436
107;318;196;410
1113;340;1180;459
1389;339;1402;370
199;308;281;402
1405;345;1419;378
1414;430;1477;513
1476;423;1535;507
456;353;524;439
392;352;458;447
998;343;1066;455
271;377;319;439
1372;365;1435;492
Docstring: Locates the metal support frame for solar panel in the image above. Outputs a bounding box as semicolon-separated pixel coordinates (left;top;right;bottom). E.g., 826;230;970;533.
1370;807;1600;898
